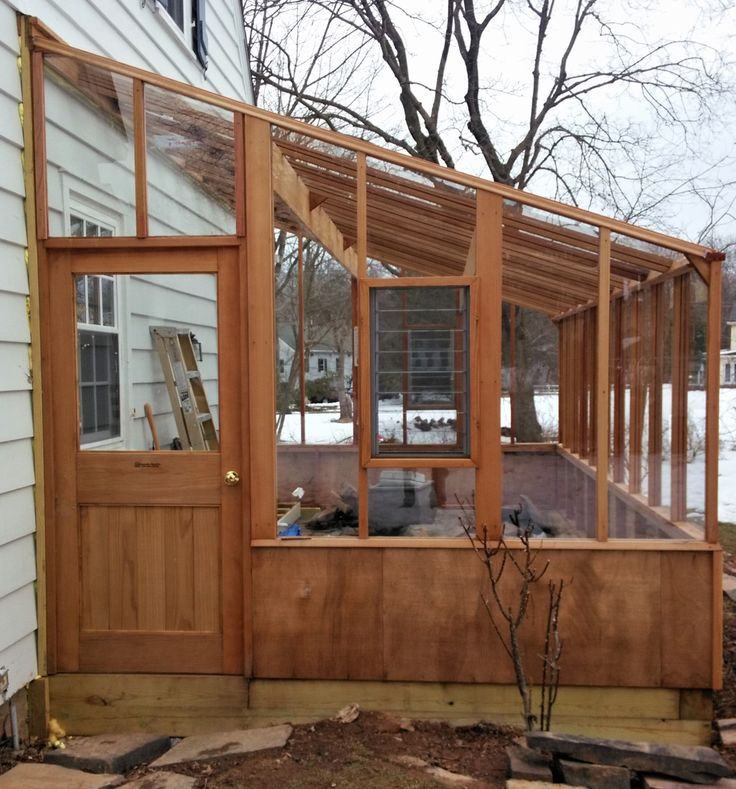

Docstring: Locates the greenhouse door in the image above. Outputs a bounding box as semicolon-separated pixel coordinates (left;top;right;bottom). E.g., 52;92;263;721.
45;246;245;675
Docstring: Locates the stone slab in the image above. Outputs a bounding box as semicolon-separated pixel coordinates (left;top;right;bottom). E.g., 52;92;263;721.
643;776;736;789
120;772;197;789
507;781;587;789
0;763;123;789
723;574;736;603
557;758;631;789
45;733;172;774
718;719;736;747
526;732;734;784
426;765;483;786
150;724;292;767
507;745;553;782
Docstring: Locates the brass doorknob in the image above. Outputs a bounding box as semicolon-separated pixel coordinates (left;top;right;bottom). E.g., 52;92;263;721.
224;470;241;486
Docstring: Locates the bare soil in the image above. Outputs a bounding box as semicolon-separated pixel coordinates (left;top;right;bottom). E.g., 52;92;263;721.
166;714;518;788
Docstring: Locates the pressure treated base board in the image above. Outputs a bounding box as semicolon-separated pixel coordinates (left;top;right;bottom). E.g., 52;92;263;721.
45;675;713;745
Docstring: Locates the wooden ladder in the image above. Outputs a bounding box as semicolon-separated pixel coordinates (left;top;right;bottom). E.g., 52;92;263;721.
150;326;220;450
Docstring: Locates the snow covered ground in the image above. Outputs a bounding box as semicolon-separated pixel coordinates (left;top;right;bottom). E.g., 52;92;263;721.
277;387;736;523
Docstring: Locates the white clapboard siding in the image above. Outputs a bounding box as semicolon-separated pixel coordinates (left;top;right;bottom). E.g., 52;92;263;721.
0;390;33;443
9;0;252;103
0;439;34;497
0;341;31;393
0;585;37;655
0;3;37;698
0;488;36;546
0;240;28;294
0;534;36;600
0;633;37;696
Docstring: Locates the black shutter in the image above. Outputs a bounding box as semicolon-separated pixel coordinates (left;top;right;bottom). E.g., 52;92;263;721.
192;0;208;70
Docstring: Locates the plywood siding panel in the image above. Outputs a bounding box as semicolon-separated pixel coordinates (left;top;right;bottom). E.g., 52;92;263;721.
558;551;661;686
383;550;498;682
251;548;712;688
660;552;713;687
252;549;383;679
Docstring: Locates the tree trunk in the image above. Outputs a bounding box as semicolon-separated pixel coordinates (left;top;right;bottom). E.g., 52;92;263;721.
336;348;353;422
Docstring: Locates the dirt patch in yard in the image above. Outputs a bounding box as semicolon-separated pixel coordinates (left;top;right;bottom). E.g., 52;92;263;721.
161;713;517;788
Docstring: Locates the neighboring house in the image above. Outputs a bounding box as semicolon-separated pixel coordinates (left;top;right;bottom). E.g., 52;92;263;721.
0;0;250;723
721;304;736;386
277;328;353;385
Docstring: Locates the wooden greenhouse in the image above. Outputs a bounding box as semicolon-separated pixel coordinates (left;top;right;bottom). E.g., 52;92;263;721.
25;24;724;743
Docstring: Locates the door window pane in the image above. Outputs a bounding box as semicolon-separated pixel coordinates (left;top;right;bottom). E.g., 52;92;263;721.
77;273;219;451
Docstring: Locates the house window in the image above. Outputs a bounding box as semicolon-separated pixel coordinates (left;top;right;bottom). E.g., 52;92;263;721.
158;0;185;30
72;212;121;445
727;363;732;384
153;0;208;69
318;357;327;373
371;285;470;457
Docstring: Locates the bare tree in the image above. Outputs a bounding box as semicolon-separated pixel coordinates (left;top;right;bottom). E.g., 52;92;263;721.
247;0;733;439
245;0;730;219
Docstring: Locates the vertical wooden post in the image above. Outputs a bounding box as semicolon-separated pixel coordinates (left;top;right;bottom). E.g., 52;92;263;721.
629;292;643;494
475;190;503;539
244;116;276;540
133;79;148;239
31;51;48;240
705;260;721;543
298;236;306;445
20;17;48;676
612;298;625;483
509;304;517;444
356;153;369;539
574;312;583;456
596;229;611;541
358;281;370;539
648;284;664;507
557;320;564;445
671;274;690;522
588;308;597;465
234;114;245;237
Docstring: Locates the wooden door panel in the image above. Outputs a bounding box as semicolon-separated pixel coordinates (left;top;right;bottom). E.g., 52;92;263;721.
78;505;225;672
46;246;244;675
77;453;220;505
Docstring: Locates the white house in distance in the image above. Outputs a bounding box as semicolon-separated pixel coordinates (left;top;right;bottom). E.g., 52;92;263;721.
0;0;251;733
721;304;736;386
